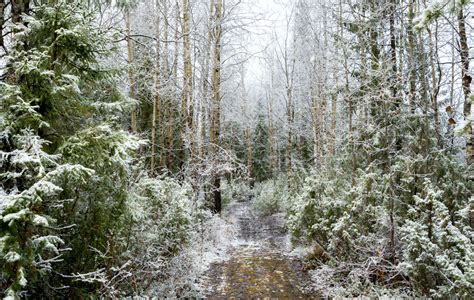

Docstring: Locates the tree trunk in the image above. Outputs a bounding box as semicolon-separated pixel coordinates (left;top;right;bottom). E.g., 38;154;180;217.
160;0;170;169
407;0;416;112
388;0;398;264
182;0;193;155
267;79;277;177
125;11;137;132
210;0;222;213
286;86;294;174
240;65;253;181
167;0;180;171
427;25;441;145
458;7;473;167
151;0;162;174
0;0;5;51
311;62;321;166
200;0;214;158
11;0;29;24
447;25;456;150
330;92;337;157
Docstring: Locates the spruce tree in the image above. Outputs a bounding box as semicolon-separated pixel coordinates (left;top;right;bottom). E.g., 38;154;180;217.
1;0;139;297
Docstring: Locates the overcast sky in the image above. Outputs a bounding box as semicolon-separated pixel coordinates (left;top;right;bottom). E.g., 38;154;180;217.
221;0;293;123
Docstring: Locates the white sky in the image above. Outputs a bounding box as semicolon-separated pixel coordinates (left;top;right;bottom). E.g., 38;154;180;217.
243;0;289;80
220;0;293;123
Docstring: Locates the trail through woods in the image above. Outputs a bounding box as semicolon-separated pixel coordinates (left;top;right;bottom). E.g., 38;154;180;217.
199;200;315;298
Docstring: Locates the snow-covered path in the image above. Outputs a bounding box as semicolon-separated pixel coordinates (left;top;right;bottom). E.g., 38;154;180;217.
199;201;315;298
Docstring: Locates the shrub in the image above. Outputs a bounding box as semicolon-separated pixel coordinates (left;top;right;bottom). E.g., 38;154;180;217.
221;179;253;205
252;177;289;216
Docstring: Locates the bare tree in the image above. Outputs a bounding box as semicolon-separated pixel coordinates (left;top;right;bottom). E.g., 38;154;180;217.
210;0;223;212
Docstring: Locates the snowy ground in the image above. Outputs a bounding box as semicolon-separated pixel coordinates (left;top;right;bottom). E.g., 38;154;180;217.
196;200;316;298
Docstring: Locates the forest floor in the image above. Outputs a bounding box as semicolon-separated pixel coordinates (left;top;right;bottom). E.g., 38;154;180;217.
198;200;316;299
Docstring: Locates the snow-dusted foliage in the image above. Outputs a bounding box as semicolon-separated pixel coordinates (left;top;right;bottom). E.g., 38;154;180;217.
252;176;289;216
414;0;471;30
0;123;93;296
1;0;234;297
400;179;473;296
287;116;473;297
131;176;193;256
1;0;472;297
100;175;237;297
221;179;253;205
0;0;141;297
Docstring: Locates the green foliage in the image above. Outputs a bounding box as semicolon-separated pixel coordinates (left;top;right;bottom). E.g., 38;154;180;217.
400;180;473;297
252;115;272;182
287;162;378;257
131;176;193;256
414;0;470;30
53;125;141;284
119;175;194;295
252;177;289;216
0;126;94;297
287;116;473;296
3;0;127;150
221;179;253;205
0;0;140;297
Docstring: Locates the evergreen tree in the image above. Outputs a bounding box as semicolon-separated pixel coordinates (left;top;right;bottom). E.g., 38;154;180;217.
252;114;271;182
1;1;139;296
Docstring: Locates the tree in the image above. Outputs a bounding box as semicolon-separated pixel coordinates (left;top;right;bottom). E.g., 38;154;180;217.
210;0;223;213
1;1;140;296
181;0;193;162
252;114;271;182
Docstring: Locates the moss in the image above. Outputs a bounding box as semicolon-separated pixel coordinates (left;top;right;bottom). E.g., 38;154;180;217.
204;250;314;298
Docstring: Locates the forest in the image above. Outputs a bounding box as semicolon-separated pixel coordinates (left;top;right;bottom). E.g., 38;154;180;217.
0;0;473;298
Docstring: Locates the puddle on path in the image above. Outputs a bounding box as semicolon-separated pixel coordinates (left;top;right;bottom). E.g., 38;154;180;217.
199;201;315;299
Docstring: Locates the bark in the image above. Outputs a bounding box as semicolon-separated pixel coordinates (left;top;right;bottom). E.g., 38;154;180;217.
285;47;295;174
151;0;162;174
266;66;277;176
427;25;441;145
200;0;214;158
125;11;137;132
182;0;193;136
0;0;5;51
388;0;398;265
368;7;380;121
160;0;170;169
311;61;321;166
407;0;416;112
340;10;351;136
329;93;336;157
241;66;253;180
245;126;253;179
210;0;222;213
458;7;473;167
286;85;294;173
11;0;29;24
418;35;430;114
267;90;277;177
167;0;180;171
447;26;456;150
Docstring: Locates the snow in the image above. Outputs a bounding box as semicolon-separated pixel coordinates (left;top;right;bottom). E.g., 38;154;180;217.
10;150;41;166
33;215;49;227
189;214;238;274
3;208;29;225
19;267;28;287
454;119;472;136
4;251;21;263
31;181;63;196
32;235;65;255
414;0;470;30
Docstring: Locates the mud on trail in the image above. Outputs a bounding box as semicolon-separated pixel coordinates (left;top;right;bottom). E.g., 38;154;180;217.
199;201;316;299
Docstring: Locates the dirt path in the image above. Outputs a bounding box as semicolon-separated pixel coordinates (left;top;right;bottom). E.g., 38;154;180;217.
199;201;315;299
